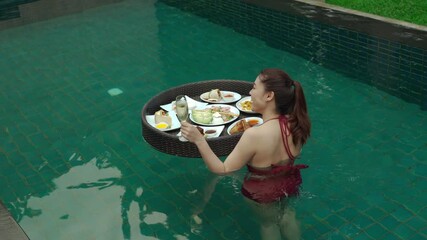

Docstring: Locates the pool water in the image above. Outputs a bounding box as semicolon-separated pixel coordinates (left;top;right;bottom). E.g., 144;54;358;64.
0;0;426;239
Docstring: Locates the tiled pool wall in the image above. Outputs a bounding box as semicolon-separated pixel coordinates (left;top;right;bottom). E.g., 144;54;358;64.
160;0;427;110
0;0;123;29
0;0;38;21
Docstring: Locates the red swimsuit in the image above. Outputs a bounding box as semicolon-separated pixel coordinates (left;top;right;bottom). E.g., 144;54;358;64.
241;116;308;203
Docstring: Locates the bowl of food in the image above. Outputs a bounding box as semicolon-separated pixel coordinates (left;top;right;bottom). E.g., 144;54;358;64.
222;92;235;102
204;129;217;138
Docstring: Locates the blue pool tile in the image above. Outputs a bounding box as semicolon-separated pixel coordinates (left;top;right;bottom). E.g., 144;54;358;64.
391;207;415;222
324;230;348;240
352;231;375;240
364;207;388;221
381;232;404;240
394;223;416;239
411;233;427;240
222;225;253;240
411;164;427;177
326;214;347;228
351;214;375;229
314;208;332;219
365;223;387;239
406;216;427;231
380;215;401;231
302;227;322;239
312;222;334;237
138;225;156;238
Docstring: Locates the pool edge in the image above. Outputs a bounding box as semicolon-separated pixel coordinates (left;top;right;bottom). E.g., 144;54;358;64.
0;201;29;240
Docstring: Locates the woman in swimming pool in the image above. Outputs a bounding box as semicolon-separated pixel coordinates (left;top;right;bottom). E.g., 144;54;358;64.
181;68;310;180
181;68;310;239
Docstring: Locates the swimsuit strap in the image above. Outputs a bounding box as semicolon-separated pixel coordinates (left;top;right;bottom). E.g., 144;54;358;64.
279;115;296;164
247;163;308;175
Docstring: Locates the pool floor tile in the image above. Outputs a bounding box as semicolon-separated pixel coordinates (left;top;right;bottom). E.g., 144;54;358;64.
365;223;387;239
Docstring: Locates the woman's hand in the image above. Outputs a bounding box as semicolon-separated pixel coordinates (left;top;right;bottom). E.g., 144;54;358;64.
181;121;205;144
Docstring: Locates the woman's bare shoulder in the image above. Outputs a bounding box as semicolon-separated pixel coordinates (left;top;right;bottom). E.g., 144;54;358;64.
244;124;271;138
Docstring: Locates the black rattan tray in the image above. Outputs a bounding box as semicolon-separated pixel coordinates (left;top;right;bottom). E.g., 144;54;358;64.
141;79;257;157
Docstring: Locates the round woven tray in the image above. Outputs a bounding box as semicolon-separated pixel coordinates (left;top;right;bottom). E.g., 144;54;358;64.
141;79;256;158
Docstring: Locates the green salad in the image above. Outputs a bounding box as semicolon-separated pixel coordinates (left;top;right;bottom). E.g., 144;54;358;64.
191;109;213;124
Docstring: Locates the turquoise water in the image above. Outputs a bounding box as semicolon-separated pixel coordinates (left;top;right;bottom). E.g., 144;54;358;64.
1;0;426;239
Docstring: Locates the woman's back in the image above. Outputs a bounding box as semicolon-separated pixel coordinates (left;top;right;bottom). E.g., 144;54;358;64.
249;117;301;168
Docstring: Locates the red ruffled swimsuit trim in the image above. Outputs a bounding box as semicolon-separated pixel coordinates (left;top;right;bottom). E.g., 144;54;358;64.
241;115;308;203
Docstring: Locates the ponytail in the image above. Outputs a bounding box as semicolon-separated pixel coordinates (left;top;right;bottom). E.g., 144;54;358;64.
289;80;311;146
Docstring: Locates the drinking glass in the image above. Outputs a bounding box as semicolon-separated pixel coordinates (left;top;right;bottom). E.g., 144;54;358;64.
176;95;189;141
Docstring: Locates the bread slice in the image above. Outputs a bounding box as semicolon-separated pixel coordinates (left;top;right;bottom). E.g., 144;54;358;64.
208;89;222;101
154;110;172;126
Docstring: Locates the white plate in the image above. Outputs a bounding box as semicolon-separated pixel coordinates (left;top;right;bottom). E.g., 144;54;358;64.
200;91;242;104
145;113;181;132
189;104;240;126
160;95;208;112
201;125;225;138
236;96;255;113
227;117;263;135
177;125;225;139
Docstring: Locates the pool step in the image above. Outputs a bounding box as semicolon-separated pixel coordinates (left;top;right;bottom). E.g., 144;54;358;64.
0;201;29;240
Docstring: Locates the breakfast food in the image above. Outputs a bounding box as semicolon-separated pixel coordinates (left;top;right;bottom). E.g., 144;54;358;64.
229;118;260;135
155;122;169;129
247;119;260;126
205;129;217;135
154;110;172;127
222;92;234;101
191;109;213;124
211;112;224;124
240;100;252;111
207;89;222;101
229;119;251;135
191;106;236;124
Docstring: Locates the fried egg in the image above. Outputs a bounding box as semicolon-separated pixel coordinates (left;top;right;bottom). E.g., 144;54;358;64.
156;122;169;129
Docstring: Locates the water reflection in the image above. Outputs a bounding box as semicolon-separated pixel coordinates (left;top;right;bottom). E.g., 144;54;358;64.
18;156;125;239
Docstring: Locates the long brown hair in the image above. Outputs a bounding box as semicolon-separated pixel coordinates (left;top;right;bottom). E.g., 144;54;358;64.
259;68;311;145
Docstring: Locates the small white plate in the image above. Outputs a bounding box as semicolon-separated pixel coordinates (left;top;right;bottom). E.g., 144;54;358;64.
176;125;224;139
236;96;255;113
200;91;242;104
227;117;263;135
189;104;240;126
145;113;181;132
160;95;208;112
201;125;224;138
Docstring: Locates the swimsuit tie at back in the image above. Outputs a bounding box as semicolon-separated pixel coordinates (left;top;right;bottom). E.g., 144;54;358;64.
247;163;308;175
279;115;296;163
